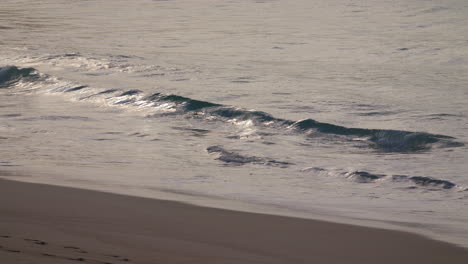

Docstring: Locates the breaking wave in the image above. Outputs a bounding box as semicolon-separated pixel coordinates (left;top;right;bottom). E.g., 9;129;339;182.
207;146;292;167
302;167;462;190
1;65;463;153
290;119;456;152
393;175;457;190
0;66;39;88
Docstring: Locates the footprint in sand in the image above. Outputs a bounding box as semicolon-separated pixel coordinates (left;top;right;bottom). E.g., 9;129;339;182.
64;246;81;249
24;238;48;246
1;236;129;263
107;255;130;262
66;257;86;262
24;238;47;244
64;246;88;254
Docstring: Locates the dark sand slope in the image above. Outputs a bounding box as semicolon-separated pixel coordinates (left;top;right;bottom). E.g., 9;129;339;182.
1;179;467;264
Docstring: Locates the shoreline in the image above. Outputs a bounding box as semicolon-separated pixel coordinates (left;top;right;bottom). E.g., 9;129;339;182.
1;178;468;263
4;170;467;248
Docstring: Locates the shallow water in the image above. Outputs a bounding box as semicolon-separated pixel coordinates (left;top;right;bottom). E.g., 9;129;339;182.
1;0;468;246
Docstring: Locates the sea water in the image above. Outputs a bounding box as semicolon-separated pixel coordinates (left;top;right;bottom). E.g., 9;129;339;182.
1;0;468;247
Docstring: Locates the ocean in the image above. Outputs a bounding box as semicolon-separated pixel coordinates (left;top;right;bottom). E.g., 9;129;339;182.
1;0;468;247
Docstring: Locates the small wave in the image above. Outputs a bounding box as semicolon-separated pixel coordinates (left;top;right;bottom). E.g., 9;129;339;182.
207;146;292;167
120;90;141;96
0;66;39;88
172;127;211;137
355;111;398;116
64;85;89;93
345;171;386;183
208;108;278;123
80;89;119;100
303;168;460;190
301;167;326;173
146;94;222;112
17;115;91;121
290;119;456;152
3;65;463;153
6;53;196;77
423;113;463;120
392;175;457;190
129;132;150;138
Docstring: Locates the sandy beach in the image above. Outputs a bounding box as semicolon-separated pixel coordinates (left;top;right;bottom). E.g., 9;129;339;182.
0;178;467;264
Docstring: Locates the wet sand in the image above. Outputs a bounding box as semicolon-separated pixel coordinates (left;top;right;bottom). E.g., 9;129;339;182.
1;178;467;264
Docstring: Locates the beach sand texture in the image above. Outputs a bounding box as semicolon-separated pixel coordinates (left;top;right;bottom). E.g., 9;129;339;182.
1;179;467;264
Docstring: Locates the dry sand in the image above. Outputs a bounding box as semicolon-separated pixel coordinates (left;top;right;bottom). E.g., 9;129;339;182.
1;178;467;264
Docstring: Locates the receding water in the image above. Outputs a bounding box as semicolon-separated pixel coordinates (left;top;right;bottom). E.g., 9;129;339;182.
1;0;468;247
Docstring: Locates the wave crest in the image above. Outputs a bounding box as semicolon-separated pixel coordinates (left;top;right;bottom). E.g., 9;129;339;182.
0;66;38;88
3;65;463;153
290;119;456;152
